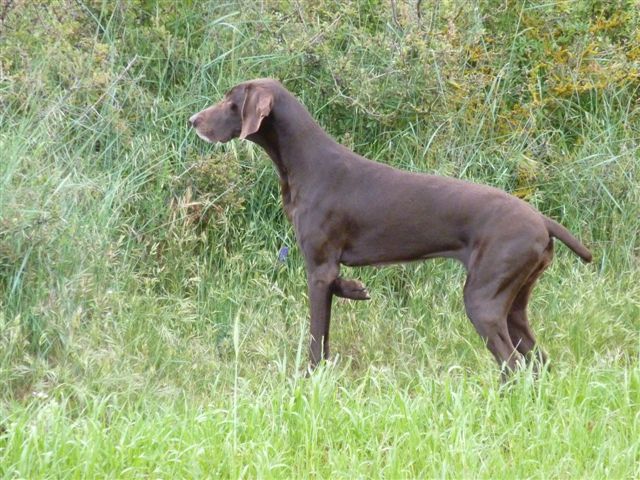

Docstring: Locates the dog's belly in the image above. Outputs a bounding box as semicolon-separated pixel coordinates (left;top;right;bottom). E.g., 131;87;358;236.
340;250;465;267
339;231;467;267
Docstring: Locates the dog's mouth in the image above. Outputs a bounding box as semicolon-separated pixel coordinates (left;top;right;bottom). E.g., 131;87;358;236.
194;128;214;144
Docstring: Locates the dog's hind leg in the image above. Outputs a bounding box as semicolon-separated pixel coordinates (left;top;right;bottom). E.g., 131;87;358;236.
507;241;554;370
463;241;544;381
464;288;523;381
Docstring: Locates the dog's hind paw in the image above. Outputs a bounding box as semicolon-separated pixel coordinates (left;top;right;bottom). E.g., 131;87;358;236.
332;277;370;300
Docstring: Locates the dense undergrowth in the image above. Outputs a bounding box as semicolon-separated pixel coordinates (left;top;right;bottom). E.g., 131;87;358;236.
1;1;639;477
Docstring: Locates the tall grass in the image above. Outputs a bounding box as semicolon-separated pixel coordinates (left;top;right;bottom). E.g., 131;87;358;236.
1;1;639;477
1;365;638;478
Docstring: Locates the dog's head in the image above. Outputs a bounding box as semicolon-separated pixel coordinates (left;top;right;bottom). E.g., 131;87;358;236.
188;80;275;143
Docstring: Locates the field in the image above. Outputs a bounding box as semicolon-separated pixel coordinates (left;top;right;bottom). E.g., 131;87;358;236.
1;1;639;477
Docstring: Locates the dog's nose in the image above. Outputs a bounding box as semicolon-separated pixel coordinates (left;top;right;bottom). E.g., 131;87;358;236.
188;114;200;128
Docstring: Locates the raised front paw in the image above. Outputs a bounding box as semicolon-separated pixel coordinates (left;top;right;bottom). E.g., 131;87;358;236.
332;277;370;300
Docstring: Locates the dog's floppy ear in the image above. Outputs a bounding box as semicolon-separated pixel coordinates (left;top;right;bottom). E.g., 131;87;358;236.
240;85;274;139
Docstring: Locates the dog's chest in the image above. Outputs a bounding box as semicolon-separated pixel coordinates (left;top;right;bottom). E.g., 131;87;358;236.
280;178;295;222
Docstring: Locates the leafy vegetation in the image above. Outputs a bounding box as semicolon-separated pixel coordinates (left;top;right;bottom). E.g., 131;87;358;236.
1;0;638;477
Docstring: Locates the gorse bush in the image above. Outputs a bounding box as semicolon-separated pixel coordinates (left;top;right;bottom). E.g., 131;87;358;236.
0;2;638;476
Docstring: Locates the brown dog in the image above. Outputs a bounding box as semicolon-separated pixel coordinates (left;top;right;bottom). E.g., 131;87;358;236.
189;78;592;378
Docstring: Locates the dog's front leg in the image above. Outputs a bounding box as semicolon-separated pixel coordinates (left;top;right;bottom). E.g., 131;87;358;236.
332;277;370;300
307;262;339;369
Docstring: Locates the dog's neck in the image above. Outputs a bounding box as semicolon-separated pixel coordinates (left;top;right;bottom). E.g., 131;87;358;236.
247;91;338;183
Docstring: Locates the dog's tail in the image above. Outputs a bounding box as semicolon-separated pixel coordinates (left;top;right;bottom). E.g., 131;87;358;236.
544;217;592;262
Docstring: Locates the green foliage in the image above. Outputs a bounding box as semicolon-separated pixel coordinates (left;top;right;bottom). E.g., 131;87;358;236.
1;365;638;477
0;0;638;476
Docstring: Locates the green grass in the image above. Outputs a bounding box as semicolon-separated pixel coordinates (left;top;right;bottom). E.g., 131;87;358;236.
1;1;639;478
1;362;638;478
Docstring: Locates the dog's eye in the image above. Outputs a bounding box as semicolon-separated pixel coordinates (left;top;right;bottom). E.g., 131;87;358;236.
230;102;238;112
